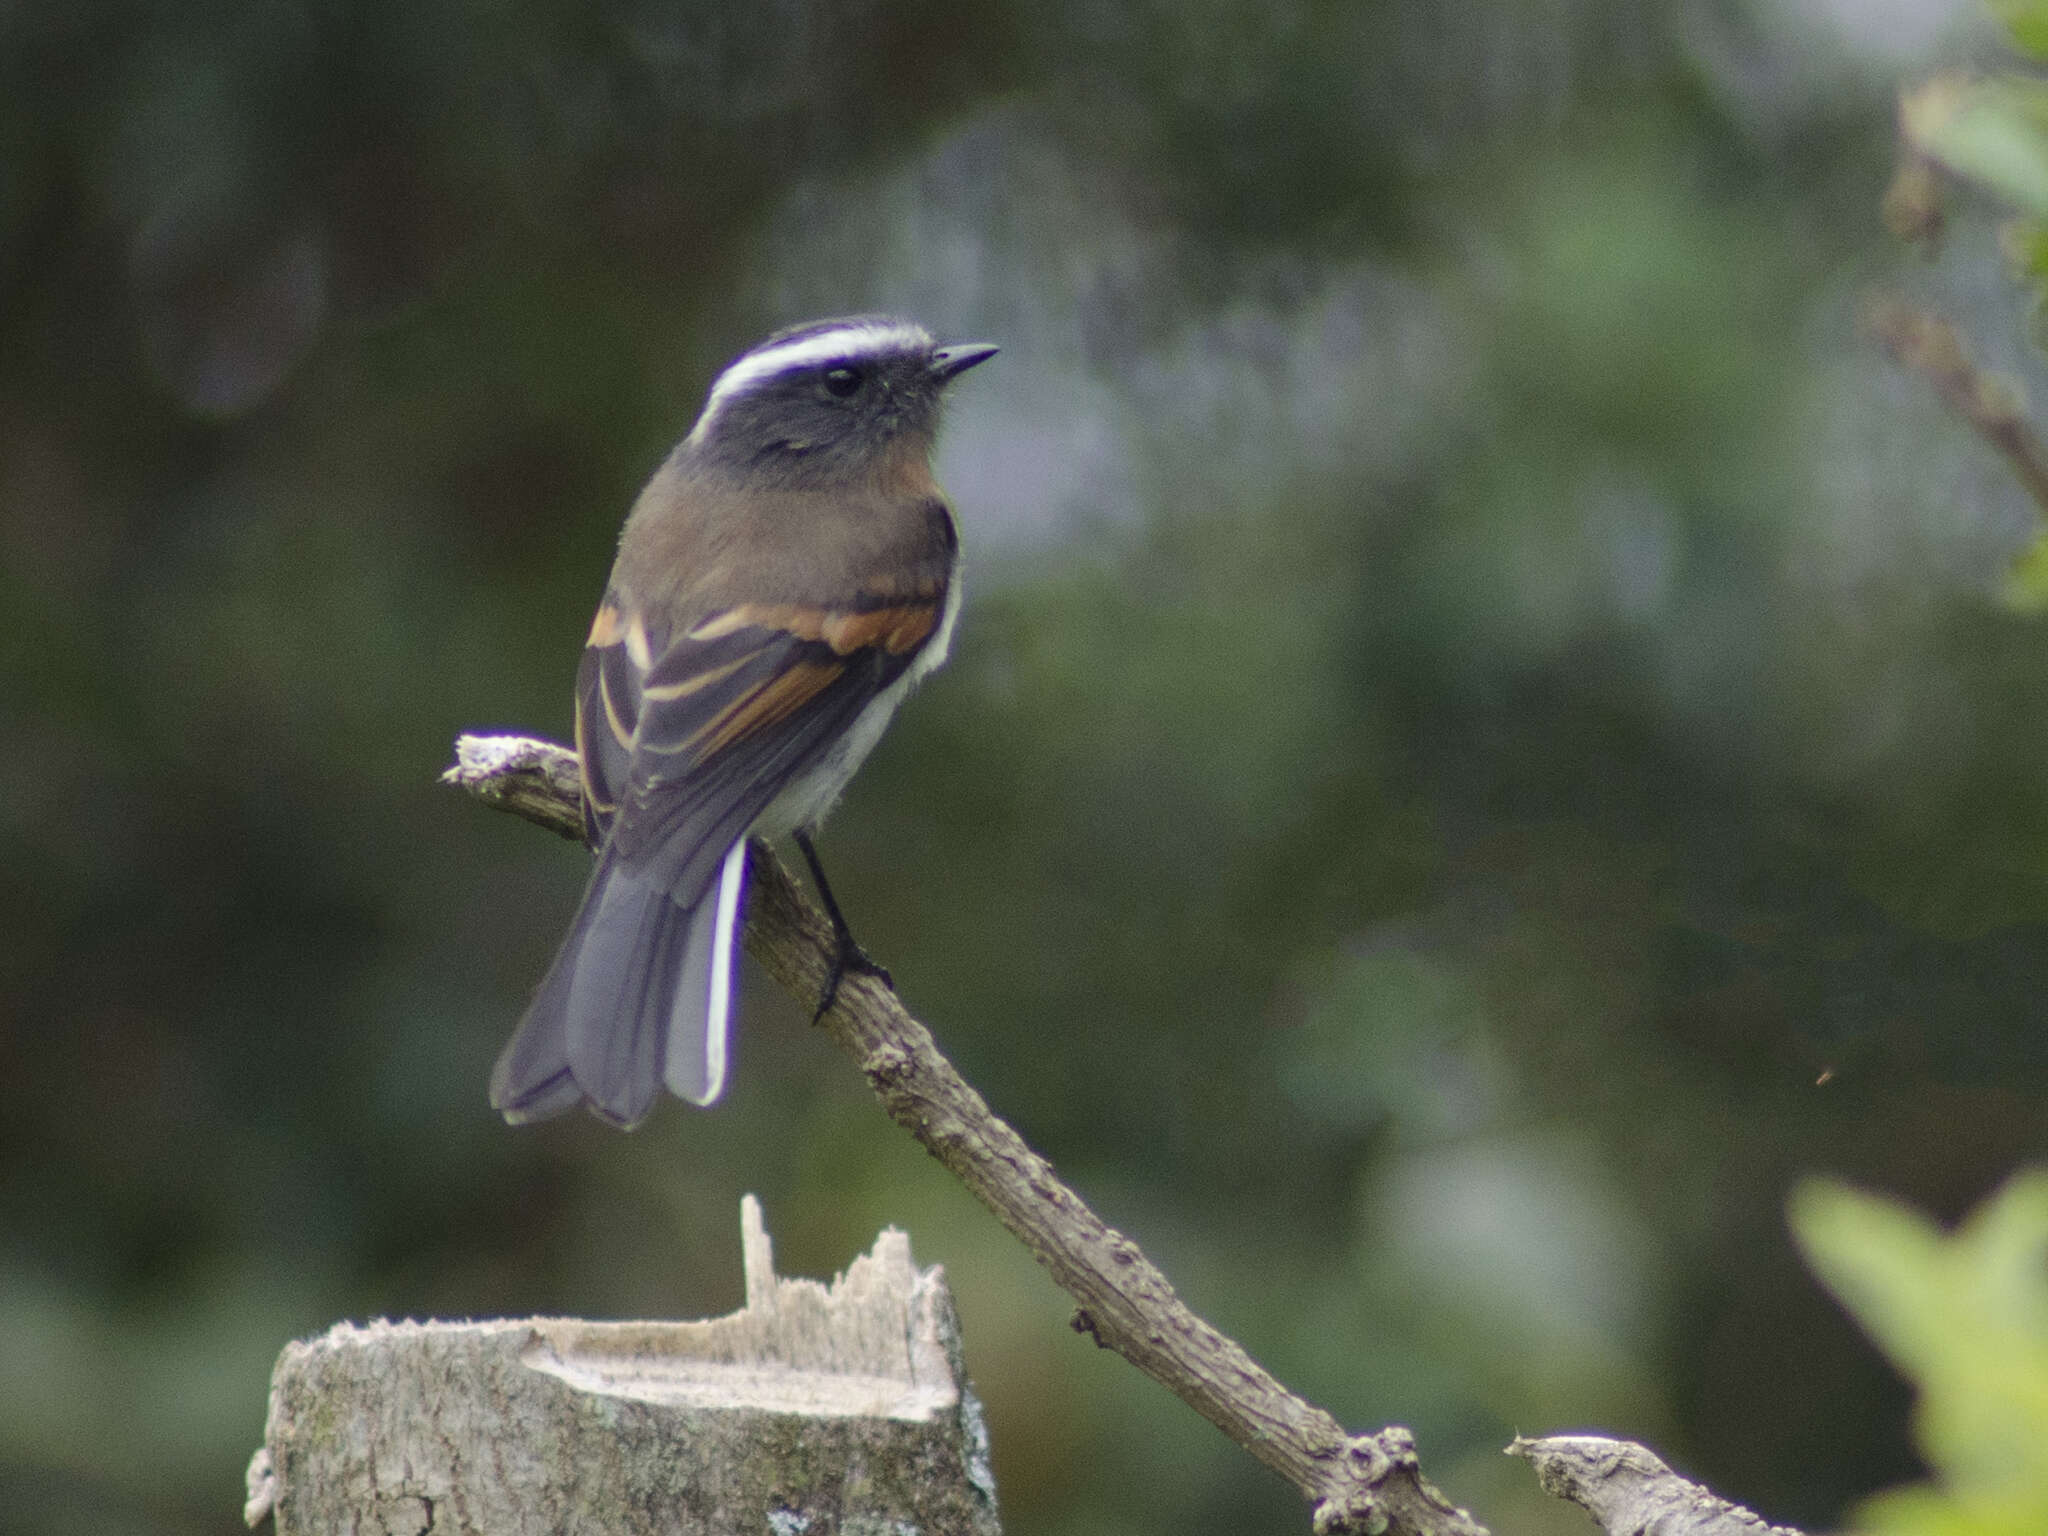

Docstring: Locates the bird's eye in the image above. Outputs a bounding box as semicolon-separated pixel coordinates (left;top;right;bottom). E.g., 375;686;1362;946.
822;366;863;398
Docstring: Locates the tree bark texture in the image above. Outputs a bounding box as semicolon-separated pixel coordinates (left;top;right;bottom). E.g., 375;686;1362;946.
1508;1437;1806;1536
245;1197;999;1536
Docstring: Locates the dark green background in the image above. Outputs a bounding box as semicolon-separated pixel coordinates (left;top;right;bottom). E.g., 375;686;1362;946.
4;2;2044;1532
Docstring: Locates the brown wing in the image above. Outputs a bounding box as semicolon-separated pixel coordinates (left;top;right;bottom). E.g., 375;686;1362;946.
573;584;946;903
572;601;641;847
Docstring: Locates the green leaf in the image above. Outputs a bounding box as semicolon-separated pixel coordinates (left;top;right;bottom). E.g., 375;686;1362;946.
1790;1173;2048;1534
1990;0;2048;62
2000;532;2048;613
1905;74;2048;222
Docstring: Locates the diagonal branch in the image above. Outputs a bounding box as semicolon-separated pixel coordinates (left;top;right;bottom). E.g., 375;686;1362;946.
443;733;1485;1536
1508;1437;1807;1536
1862;292;2048;520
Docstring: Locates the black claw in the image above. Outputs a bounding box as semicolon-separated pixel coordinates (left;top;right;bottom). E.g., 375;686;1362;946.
795;830;891;1020
813;934;892;1021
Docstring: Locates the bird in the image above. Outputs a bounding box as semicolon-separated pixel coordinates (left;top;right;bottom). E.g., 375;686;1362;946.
491;315;997;1128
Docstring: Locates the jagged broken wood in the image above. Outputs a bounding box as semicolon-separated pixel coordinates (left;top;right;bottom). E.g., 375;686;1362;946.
244;1196;998;1535
445;733;1483;1536
1508;1436;1807;1536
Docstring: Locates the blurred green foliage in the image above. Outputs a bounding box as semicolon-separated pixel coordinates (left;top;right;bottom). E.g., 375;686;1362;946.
5;1;2048;1535
1907;74;2048;223
1795;1172;2048;1536
1904;3;2048;309
1894;1;2048;643
1992;0;2048;62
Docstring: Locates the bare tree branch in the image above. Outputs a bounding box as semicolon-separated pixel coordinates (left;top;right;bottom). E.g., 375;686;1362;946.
445;734;587;843
1508;1437;1807;1536
1863;292;2048;521
444;732;1485;1536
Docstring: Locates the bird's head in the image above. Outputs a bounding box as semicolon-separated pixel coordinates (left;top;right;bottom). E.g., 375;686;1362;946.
683;315;997;487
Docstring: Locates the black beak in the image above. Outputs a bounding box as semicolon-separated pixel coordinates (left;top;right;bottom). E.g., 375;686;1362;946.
931;342;999;383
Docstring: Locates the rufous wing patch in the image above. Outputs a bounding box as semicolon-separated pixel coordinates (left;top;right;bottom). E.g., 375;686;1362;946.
820;604;937;655
700;660;843;753
687;600;939;657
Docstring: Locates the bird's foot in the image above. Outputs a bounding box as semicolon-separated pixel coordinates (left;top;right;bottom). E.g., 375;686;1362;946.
814;933;892;1021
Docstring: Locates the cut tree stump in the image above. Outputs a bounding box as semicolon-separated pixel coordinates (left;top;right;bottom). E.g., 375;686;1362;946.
244;1197;1000;1535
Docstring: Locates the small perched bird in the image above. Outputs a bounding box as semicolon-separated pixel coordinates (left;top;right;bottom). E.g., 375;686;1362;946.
492;316;997;1127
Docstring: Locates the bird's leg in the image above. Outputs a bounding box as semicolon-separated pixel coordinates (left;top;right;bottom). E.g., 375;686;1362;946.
793;829;893;1019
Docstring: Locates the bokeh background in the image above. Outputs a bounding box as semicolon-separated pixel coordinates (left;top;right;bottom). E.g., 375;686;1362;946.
6;1;2048;1532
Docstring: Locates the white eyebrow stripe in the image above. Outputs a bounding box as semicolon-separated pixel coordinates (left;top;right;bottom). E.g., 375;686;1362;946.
689;320;933;438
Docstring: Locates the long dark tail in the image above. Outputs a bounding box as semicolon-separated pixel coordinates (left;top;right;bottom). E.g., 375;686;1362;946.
491;841;748;1126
